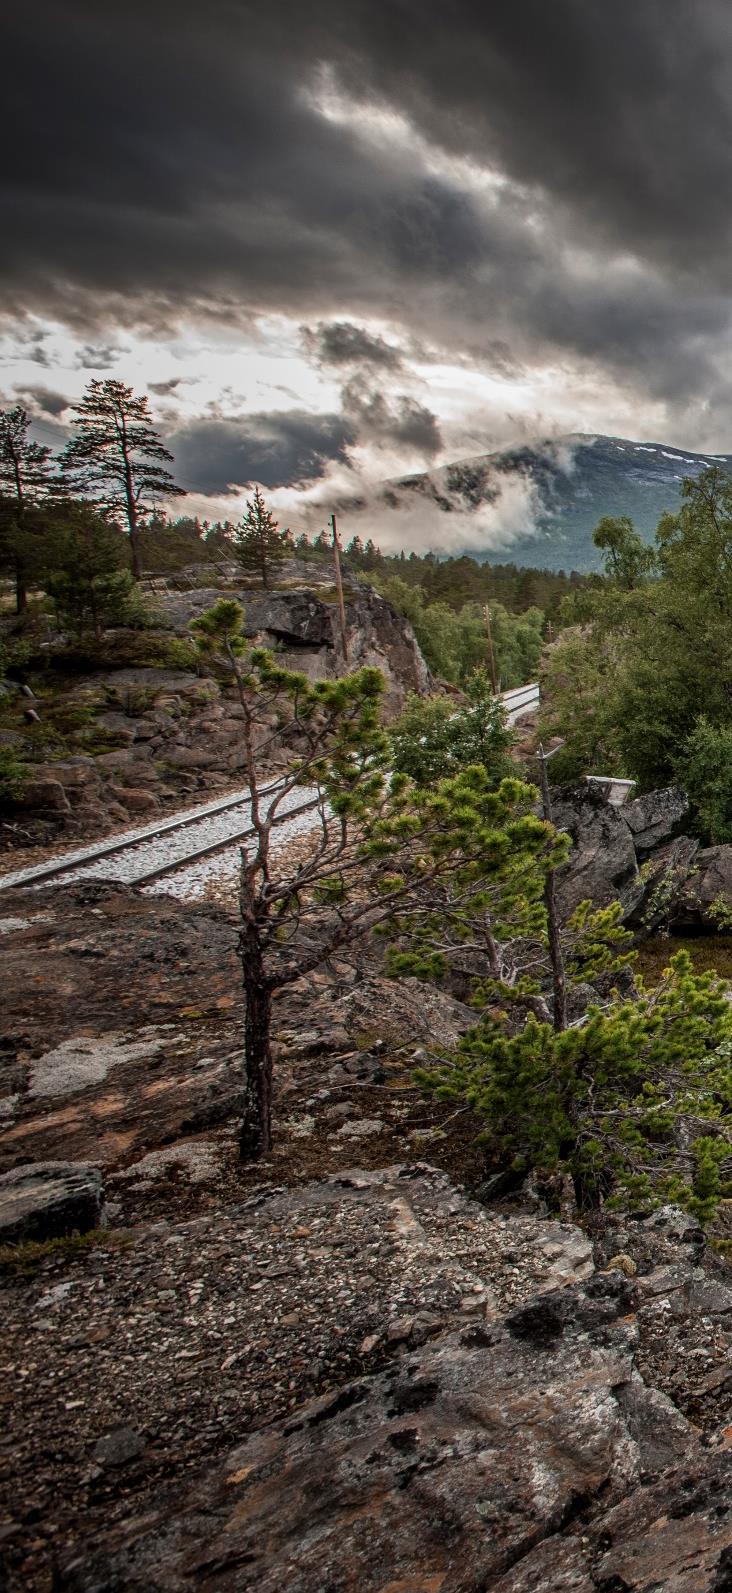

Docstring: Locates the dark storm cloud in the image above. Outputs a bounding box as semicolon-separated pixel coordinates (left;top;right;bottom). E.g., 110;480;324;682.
342;377;442;459
5;3;732;424
169;410;356;494
16;385;70;418
302;322;404;370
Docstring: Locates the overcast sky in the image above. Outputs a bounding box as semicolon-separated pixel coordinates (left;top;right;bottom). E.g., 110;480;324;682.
3;2;732;541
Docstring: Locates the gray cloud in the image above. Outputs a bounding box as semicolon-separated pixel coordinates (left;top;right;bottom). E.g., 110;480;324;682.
341;377;442;459
169;409;356;493
302;321;404;370
15;385;70;419
5;5;732;437
149;377;185;396
75;343;120;369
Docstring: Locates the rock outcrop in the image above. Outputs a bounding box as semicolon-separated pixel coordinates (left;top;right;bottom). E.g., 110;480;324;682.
2;583;431;846
0;1161;103;1243
676;844;732;929
163;582;431;715
623;784;689;856
54;1189;732;1593
552;783;644;917
550;782;713;929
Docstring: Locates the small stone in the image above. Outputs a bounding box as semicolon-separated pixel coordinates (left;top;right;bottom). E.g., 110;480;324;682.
386;1316;414;1343
324;1102;356;1123
92;1427;144;1469
337;1118;384;1139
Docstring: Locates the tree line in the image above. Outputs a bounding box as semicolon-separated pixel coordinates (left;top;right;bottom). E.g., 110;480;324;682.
0;379;569;692
539;466;732;843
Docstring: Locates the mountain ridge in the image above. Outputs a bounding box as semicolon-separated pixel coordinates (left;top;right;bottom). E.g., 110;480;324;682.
389;433;732;571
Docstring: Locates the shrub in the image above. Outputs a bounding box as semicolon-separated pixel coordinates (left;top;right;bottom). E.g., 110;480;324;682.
390;670;516;787
418;950;732;1220
0;745;29;802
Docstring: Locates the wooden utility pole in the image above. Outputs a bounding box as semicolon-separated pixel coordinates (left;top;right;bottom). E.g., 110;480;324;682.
330;513;349;665
535;741;567;1034
483;603;499;694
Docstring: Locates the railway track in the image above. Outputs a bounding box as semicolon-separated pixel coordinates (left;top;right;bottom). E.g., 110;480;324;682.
0;781;321;894
0;682;540;899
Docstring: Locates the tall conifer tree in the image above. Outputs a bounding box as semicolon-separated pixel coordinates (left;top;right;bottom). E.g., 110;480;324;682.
233;486;287;589
61;380;183;579
0;405;55;612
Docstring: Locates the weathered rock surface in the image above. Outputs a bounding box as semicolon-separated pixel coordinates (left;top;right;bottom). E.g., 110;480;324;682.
0;884;480;1191
548;782;705;925
623;784;689;856
0;882;244;1169
0;1160;102;1242
56;1261;692;1592
627;832;700;930
0;1164;594;1588
552;784;643;917
52;1193;732;1593
675;843;732;928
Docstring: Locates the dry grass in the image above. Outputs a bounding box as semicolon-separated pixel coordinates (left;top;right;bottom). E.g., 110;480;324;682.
635;933;732;985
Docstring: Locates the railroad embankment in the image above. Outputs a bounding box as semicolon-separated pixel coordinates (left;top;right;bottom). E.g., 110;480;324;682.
0;566;430;852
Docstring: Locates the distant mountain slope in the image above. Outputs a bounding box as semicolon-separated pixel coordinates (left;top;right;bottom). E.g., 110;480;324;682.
393;435;732;572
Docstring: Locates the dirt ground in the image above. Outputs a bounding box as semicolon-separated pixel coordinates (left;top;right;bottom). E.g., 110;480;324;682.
0;879;494;1589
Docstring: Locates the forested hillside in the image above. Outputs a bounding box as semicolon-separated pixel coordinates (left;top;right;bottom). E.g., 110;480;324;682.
539;467;732;844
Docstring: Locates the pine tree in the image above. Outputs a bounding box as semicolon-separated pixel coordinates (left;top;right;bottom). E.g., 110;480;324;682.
418;950;732;1220
233;487;287;589
43;503;135;643
0;406;55;612
61;380;184;580
192;598;558;1161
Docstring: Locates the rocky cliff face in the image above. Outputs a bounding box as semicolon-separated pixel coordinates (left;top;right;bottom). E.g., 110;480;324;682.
163;581;431;716
1;583;431;847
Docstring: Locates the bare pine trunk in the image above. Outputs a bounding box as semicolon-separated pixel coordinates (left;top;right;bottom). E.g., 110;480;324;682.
129;506;142;581
536;745;568;1033
122;440;141;581
239;972;273;1159
545;868;568;1033
238;847;274;1159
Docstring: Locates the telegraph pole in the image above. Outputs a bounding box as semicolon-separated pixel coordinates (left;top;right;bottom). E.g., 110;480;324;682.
535;741;567;1033
330;512;349;665
482;603;499;694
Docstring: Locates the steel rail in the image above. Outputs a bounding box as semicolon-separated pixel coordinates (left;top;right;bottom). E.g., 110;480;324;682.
0;780;287;892
131;794;323;886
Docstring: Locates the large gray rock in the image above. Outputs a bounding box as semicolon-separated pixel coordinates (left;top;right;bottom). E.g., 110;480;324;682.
627;833;700;930
0;1161;103;1243
623;785;689;856
552;784;643;917
57;1270;693;1591
675;844;732;928
21;778;71;814
161;584;431;716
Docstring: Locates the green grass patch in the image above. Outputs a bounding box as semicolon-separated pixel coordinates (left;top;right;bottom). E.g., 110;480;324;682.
0;1227;135;1277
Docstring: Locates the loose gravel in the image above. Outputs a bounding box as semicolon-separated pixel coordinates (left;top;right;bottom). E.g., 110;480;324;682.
0;785;259;889
146;802;322;901
0;782;320;893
